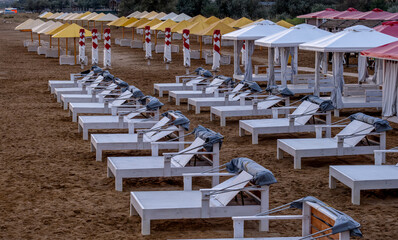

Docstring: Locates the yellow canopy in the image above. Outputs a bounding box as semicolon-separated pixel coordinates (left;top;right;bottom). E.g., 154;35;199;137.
71;13;84;20
141;11;158;19
188;15;207;23
229;17;253;28
76;11;91;20
170;20;193;33
114;17;131;27
107;16;128;26
204;16;220;25
52;23;92;38
48;12;62;19
277;20;294;28
198;21;236;36
15;19;34;30
120;17;138;27
45;23;70;35
125;18;149;28
41;12;53;19
152;19;177;31
136;18;161;29
150;12;166;20
80;12;97;20
178;21;209;35
239;18;264;28
89;13;105;21
220;17;235;25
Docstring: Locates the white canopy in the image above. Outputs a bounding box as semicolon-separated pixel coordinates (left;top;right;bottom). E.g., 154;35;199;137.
95;13;118;22
300;25;398;52
255;23;333;47
81;12;98;20
223;20;286;40
127;11;141;18
38;12;48;18
160;12;178;21
56;13;69;20
32;21;55;33
171;13;191;23
37;22;63;34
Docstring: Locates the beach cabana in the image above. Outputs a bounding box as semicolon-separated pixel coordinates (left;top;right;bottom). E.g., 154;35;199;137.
52;23;92;65
32;20;55;46
229;17;254;28
125;18;150;47
374;21;398;38
48;12;62;20
160;12;177;21
111;17;134;45
127;11;141;18
255;24;333;90
55;13;69;20
300;25;398;113
38;12;48;18
169;20;192;40
36;22;63;54
171;13;192;22
44;23;70;58
223;20;286;82
361;41;398;122
220;17;235;25
15;19;45;47
40;12;53;19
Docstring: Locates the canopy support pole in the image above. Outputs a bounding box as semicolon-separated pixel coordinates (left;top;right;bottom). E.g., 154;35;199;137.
31;31;33;42
314;52;321;97
66;38;68;56
74;37;77;65
155;30;157;45
132;28;134;40
233;40;238;76
38;34;41;46
199;36;202;59
122;27;125;39
268;47;275;87
49;36;52;48
58;38;60;56
101;22;103;39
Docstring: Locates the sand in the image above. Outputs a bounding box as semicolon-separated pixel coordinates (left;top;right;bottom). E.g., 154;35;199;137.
1;14;397;239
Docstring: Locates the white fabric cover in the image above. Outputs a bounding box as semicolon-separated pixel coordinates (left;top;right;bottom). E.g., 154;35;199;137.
243;40;255;82
382;60;398;117
267;47;275;87
331;52;345;109
358;55;369;83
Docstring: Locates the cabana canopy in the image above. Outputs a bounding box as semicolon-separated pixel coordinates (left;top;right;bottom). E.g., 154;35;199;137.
45;23;70;35
171;13;192;22
149;12;166;20
52;24;92;38
89;13;105;21
300;25;398;52
160;12;178;21
297;8;339;19
15;19;34;30
32;21;55;33
204;16;220;25
361;41;398;61
41;12;53;19
223;20;286;40
136;18;162;29
229;17;253;28
76;11;91;20
16;19;44;31
386;12;398;21
374;21;398;38
95;13;118;22
340;8;395;20
48;13;62;19
38;22;63;34
38;12;48;18
121;17;138;27
64;13;78;21
125;18;149;28
81;12;98;20
327;8;361;19
220;17;235;25
239;18;265;29
198;21;236;36
127;11;141;18
178;21;209;34
276;20;294;28
135;11;149;19
255;23;332;47
59;13;73;20
107;16;128;26
141;11;158;19
170;20;193;33
152;19;177;31
55;13;69;20
188;15;207;23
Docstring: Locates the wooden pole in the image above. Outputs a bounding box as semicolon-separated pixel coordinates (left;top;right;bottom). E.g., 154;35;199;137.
31;31;33;41
200;35;203;59
58;38;60;56
101;22;103;38
155;30;157;45
74;37;77;65
88;21;90;29
93;21;95;28
122;27;124;39
38;34;41;46
132;28;134;40
50;36;52;47
66;38;68;55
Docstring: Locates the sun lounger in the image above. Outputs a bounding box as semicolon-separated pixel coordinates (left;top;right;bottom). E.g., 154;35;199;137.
91;113;189;161
277;113;391;169
49;66;103;93
239;97;334;144
182;197;360;240
53;75;106;102
169;77;232;105
130;157;277;235
210;95;289;127
329;149;398;205
108;127;223;191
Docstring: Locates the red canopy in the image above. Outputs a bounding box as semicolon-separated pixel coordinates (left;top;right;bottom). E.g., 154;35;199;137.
361;41;398;60
340;8;394;20
328;8;362;19
386;12;398;20
297;8;339;19
374;21;398;38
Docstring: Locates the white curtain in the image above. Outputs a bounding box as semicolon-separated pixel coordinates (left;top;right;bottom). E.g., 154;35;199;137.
371;59;384;85
290;47;298;75
280;47;290;87
243;40;255;82
274;47;280;65
382;60;398;117
358;55;369;83
234;40;244;75
241;41;247;66
331;52;345;109
267;47;275;87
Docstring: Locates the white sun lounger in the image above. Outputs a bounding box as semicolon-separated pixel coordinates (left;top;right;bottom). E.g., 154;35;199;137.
239;100;332;144
68;90;137;122
187;83;252;114
53;75;105;102
91;117;185;161
329;149;398;205
48;71;97;93
78;108;160;140
277;120;387;169
168;78;229;105
108;137;221;191
130;170;270;235
154;75;208;97
210;95;288;127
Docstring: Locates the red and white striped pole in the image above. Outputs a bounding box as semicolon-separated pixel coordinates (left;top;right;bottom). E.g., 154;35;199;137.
91;28;98;65
145;26;152;65
103;28;111;69
164;27;171;70
212;29;221;71
79;29;86;68
183;29;190;74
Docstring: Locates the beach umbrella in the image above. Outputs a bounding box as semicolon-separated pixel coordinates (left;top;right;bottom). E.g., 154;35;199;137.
75;11;92;24
125;18;150;41
120;17;138;40
127;11;141;18
212;30;221;71
52;23;92;65
108;17;129;39
92;29;99;65
160;12;178;21
37;22;63;48
229;17;253;28
164;27;172;69
171;13;192;23
205;16;221;25
198;21;236;36
276;20;294;28
145;26;152;64
104;28;111;68
80;12;98;28
45;23;70;57
183;29;190;72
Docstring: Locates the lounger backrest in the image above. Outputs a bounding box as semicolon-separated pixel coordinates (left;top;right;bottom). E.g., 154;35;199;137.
229;90;251;101
210;171;253;207
81;71;94;81
258;95;282;110
334;120;374;147
186;76;205;86
126;107;146;119
232;83;244;93
171;138;206;167
305;201;341;239
205;78;225;94
112;91;134;106
292;101;320;125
